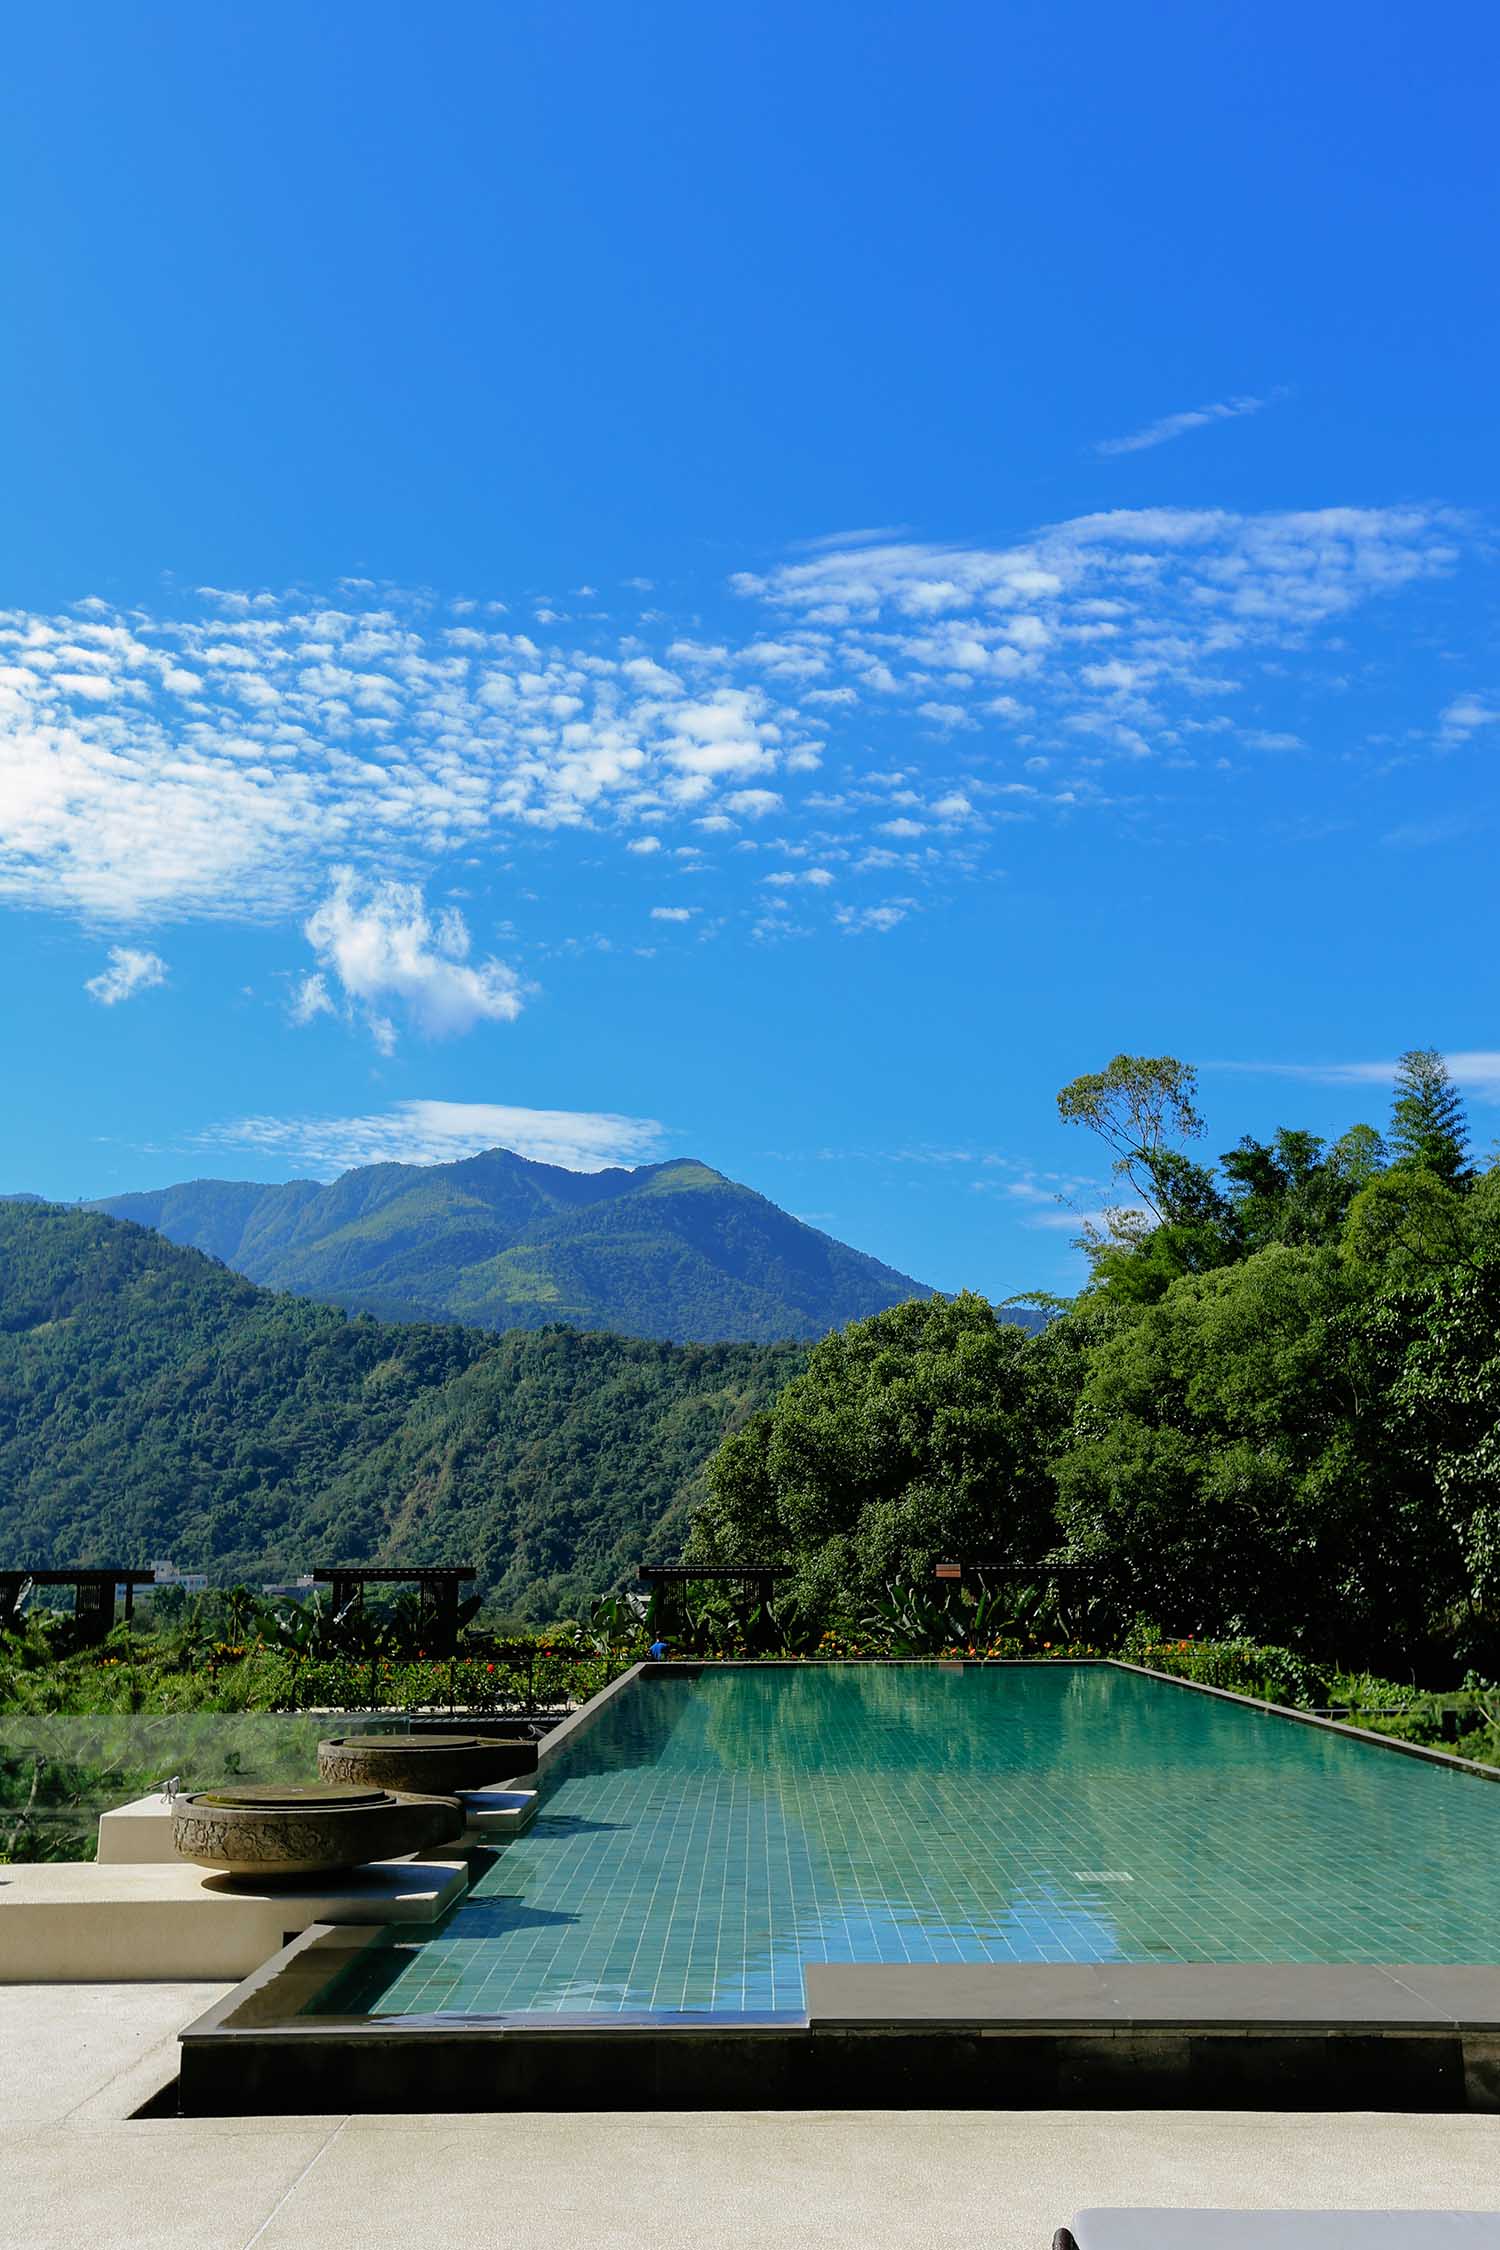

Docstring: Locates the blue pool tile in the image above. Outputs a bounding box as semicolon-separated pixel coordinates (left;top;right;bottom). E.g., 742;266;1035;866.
314;1664;1500;2023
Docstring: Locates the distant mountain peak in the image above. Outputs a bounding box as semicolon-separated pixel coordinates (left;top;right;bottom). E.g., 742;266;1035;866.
89;1144;934;1343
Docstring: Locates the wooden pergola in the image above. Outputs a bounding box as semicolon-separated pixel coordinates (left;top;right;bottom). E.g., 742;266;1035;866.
636;1564;793;1648
311;1565;477;1654
637;1563;792;1606
0;1568;156;1645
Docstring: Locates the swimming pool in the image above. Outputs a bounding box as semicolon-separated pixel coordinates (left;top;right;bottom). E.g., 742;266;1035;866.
313;1662;1500;2024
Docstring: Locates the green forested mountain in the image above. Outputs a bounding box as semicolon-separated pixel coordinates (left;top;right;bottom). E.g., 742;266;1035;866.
89;1148;934;1342
0;1203;803;1614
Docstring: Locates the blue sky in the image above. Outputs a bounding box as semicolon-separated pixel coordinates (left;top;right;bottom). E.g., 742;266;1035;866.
2;1;1497;1298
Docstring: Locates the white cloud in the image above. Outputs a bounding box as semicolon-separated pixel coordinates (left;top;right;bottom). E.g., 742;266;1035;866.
290;972;334;1024
665;688;781;777
763;867;836;889
197;1097;667;1175
724;788;783;818
626;835;663;854
650;905;698;922
301;869;524;1051
84;945;167;1005
1440;695;1499;742
1094;393;1278;457
835;901;913;934
1210;1052;1500;1103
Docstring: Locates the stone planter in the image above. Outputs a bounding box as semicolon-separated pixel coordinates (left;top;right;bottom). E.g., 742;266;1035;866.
172;1783;463;1881
318;1731;537;1795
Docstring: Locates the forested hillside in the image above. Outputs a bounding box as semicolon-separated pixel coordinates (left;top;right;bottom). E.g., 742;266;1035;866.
90;1147;936;1343
693;1050;1500;1677
0;1204;803;1615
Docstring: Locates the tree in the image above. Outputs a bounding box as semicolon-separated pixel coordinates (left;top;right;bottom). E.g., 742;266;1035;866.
1057;1055;1234;1297
687;1293;1072;1624
1221;1124;1387;1252
1341;1168;1469;1281
1389;1049;1470;1186
1056;1054;1207;1223
1052;1244;1441;1662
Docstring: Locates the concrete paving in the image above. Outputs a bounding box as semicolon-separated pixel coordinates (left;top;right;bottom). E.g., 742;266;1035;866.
0;1981;232;2126
0;1856;469;1980
3;1986;1500;2250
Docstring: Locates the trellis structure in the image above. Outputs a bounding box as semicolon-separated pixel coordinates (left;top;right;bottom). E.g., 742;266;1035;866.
0;1568;156;1645
311;1565;478;1655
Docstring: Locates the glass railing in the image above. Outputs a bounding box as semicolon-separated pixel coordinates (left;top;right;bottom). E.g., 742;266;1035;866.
0;1711;470;1860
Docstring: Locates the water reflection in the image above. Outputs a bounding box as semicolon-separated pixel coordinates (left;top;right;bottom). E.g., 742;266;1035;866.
315;1665;1500;2022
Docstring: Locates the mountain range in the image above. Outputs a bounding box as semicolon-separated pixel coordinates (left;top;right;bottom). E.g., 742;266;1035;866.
0;1202;802;1612
89;1149;936;1343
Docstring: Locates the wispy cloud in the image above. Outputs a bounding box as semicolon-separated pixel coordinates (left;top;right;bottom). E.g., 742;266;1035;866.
299;870;524;1053
1094;393;1279;457
195;1098;668;1175
1209;1052;1500;1103
84;945;167;1006
788;525;913;552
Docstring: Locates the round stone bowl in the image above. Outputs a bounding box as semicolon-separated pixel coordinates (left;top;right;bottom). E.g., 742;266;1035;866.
172;1783;464;1882
318;1731;537;1794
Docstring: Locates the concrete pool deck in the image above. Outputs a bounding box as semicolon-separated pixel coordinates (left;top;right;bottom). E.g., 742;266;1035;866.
4;1983;1500;2250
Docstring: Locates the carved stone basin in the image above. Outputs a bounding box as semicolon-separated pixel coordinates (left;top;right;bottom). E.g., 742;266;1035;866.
318;1731;537;1795
172;1782;463;1881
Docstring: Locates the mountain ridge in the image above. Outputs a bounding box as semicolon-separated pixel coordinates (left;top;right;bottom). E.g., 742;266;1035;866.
0;1201;803;1612
88;1146;939;1343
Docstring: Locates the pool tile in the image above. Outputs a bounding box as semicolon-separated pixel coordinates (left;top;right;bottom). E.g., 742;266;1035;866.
315;1665;1500;2022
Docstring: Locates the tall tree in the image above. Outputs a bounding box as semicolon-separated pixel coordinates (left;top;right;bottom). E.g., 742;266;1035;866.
1389;1049;1470;1186
1056;1053;1207;1222
1057;1054;1233;1297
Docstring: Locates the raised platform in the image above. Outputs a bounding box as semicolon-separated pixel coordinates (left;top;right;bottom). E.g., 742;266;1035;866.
99;1786;535;1864
456;1785;538;1838
0;1858;468;1983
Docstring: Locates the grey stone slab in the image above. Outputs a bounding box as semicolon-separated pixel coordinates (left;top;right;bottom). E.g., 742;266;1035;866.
1070;2215;1500;2248
806;1962;1122;2026
1383;1967;1500;2029
1097;1964;1445;2029
805;1962;1455;2033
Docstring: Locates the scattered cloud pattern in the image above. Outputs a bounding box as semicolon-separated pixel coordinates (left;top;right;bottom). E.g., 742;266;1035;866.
0;507;1473;1000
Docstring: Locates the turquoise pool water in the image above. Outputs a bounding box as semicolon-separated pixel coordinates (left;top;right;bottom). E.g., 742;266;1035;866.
316;1663;1500;2022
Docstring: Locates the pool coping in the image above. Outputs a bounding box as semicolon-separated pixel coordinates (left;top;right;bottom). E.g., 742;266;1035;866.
1111;1658;1500;1785
175;1657;1500;2114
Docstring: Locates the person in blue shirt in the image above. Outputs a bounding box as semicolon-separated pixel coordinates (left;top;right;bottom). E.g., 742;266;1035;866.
648;1636;669;1660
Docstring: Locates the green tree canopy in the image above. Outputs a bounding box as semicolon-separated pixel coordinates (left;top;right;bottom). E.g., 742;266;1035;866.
687;1292;1071;1621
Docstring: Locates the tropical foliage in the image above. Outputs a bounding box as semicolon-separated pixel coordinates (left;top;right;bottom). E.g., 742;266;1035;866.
698;1049;1500;1680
